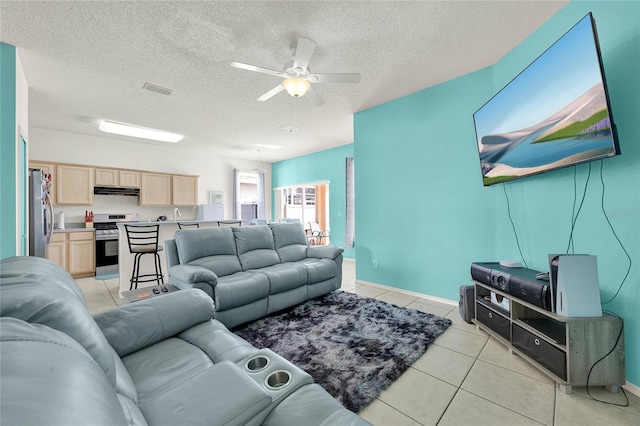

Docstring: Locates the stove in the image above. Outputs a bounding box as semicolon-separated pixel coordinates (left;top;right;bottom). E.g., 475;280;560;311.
94;213;139;278
94;213;139;239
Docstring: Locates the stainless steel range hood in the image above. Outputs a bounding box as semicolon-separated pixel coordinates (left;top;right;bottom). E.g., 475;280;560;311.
93;186;140;196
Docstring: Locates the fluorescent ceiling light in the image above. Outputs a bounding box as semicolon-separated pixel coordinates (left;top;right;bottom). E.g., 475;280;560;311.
98;120;183;143
254;143;282;150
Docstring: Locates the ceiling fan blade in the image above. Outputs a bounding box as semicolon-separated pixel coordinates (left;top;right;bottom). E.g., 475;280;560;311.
307;73;361;84
231;62;284;78
257;84;285;101
292;38;316;72
305;87;325;106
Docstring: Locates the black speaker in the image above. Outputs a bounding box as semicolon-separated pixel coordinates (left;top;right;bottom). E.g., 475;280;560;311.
459;285;475;324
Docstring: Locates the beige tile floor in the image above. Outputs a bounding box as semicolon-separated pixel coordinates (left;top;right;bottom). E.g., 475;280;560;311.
77;261;640;426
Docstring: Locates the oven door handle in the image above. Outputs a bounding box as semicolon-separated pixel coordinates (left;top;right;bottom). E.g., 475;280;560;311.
95;235;119;241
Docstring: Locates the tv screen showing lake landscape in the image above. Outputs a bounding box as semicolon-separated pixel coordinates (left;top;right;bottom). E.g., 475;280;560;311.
473;13;620;187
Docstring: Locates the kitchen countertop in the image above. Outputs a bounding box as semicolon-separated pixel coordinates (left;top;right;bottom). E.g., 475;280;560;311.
115;220;244;226
53;224;95;233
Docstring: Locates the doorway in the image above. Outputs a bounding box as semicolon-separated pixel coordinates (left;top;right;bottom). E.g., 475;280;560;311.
274;182;329;244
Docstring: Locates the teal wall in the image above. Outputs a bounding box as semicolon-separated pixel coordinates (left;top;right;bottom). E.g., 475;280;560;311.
0;43;17;259
354;69;496;292
272;144;354;258
494;0;640;389
354;1;639;386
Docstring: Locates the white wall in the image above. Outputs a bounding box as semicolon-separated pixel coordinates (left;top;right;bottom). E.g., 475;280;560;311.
28;127;271;225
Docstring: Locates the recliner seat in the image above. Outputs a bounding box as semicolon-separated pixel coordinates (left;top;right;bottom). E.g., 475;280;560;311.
0;256;370;426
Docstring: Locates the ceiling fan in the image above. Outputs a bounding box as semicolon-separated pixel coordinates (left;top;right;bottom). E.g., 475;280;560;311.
230;37;361;106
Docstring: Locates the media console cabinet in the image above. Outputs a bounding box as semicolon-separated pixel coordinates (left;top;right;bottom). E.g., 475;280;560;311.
472;280;625;394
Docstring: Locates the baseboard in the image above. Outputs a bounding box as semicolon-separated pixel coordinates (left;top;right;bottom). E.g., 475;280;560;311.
355;279;458;307
343;257;355;264
623;380;640;397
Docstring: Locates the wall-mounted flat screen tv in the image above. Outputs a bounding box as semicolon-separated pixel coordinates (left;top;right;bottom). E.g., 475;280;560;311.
473;13;620;186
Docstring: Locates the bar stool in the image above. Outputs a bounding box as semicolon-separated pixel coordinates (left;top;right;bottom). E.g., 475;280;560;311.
124;224;164;290
177;222;199;229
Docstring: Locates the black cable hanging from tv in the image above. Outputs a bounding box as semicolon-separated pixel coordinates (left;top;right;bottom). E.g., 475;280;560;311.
502;184;528;268
565;163;592;254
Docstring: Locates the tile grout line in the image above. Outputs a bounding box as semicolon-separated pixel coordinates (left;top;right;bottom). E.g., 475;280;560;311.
369;397;425;426
439;336;548;425
457;357;553;425
434;336;490;425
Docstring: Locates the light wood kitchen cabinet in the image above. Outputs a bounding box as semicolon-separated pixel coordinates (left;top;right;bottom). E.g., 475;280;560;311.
45;232;66;269
172;175;198;206
119;170;140;188
140;173;172;206
57;165;93;205
67;232;95;277
95;168;140;188
30;160;197;207
95;168;118;186
29;161;56;204
46;231;95;278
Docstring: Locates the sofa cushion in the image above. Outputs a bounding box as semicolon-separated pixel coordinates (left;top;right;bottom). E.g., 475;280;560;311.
137;361;272;426
263;383;370;426
175;228;242;275
298;258;338;284
269;223;309;262
122;337;214;400
0;257;117;386
254;263;308;294
0;318;129;426
215;272;270;310
233;226;280;270
189;254;242;277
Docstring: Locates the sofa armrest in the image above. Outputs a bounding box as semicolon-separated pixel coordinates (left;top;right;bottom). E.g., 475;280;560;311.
169;264;218;287
93;289;215;357
169;265;219;299
307;245;344;260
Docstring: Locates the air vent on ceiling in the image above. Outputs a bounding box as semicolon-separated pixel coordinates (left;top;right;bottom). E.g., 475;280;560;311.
142;83;173;96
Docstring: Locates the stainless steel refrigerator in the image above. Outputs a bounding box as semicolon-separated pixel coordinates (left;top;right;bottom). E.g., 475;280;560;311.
28;169;54;257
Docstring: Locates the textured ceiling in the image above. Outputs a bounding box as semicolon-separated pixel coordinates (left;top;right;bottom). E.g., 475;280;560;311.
0;1;568;163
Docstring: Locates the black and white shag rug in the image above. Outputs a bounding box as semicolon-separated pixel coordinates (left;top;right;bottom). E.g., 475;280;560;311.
233;290;452;412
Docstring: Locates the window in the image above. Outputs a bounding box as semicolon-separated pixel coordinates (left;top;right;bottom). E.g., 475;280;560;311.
233;170;265;220
282;185;316;223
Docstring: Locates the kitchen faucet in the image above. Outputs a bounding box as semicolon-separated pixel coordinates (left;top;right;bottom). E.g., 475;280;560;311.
174;207;181;222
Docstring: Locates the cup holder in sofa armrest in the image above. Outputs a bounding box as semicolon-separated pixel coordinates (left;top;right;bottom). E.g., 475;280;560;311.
265;370;291;390
244;355;270;373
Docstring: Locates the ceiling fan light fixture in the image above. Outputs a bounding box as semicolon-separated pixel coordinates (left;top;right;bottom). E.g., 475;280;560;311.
282;77;311;97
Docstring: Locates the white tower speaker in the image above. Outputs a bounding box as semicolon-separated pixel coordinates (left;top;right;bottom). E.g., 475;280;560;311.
548;254;602;317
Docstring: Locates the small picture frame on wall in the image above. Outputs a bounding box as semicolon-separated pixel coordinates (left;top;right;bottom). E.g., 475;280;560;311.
209;191;223;205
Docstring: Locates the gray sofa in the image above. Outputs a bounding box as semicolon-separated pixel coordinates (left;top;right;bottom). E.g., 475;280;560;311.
166;223;344;328
0;256;370;426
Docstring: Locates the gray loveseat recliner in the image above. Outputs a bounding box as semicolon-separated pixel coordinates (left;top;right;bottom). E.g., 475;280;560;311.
165;223;344;328
0;256;370;426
